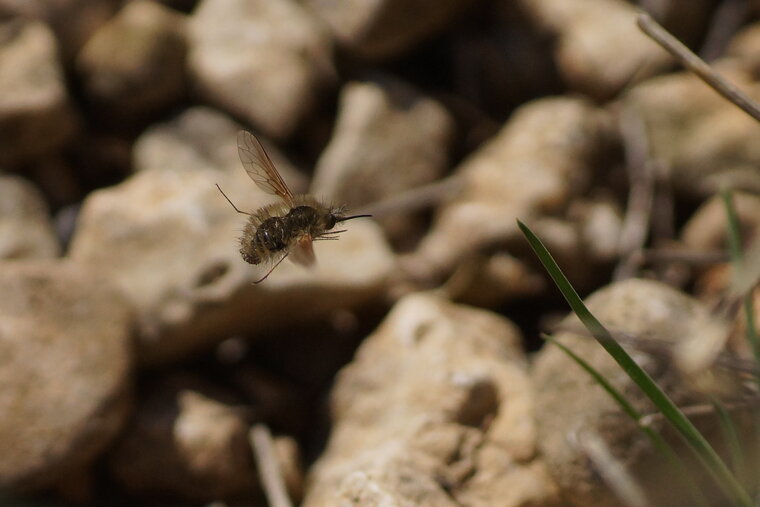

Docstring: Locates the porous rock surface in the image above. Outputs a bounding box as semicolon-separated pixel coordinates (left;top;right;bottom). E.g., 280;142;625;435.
304;0;474;60
0;261;132;491
304;293;559;507
109;375;257;502
311;78;454;244
188;0;334;139
404;96;613;285
0;18;78;166
0;176;60;259
76;0;187;119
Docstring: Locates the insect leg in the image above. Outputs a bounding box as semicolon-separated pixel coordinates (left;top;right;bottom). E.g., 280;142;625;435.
320;229;347;237
253;253;289;284
216;184;251;215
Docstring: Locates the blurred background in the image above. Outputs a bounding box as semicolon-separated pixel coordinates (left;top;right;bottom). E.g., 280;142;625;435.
2;0;760;505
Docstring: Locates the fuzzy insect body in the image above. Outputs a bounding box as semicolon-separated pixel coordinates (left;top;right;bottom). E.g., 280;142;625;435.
217;131;371;283
240;196;337;265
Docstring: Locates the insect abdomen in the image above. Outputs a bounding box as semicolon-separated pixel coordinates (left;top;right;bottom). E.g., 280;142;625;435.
240;216;289;265
256;216;289;251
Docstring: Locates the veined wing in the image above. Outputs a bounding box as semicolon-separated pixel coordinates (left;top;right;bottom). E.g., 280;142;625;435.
237;130;294;205
289;235;316;267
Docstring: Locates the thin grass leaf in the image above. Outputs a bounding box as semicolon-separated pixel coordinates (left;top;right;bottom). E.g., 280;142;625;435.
518;219;752;507
545;334;710;507
721;189;760;375
721;189;744;268
545;334;641;421
712;399;746;481
720;188;760;500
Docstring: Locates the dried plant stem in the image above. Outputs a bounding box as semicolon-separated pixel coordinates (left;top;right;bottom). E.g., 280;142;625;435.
250;424;292;507
573;429;650;507
642;247;729;265
356;175;463;218
637;12;760;123
640;397;760;427
614;106;656;280
699;0;749;62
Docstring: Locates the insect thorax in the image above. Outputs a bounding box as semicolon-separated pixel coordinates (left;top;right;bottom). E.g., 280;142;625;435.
239;197;331;265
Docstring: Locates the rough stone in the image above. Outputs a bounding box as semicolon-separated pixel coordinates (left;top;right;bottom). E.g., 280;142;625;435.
109;375;257;502
76;0;187;120
0;261;132;491
640;0;713;50
0;0;119;61
132;106;307;194
0;18;78;166
311;78;454;245
532;278;751;506
440;252;546;309
273;434;304;503
188;0;334;139
682;192;760;252
69;108;395;365
726;19;760;68
304;0;474;60
403;96;612;285
304;293;559;507
0;176;60;259
681;192;760;303
624;63;760;197
517;0;672;99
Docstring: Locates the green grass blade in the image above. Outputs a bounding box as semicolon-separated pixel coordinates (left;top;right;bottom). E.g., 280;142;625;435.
712;399;745;481
721;188;760;499
518;219;752;507
545;334;710;507
720;189;760;376
721;189;744;267
544;334;640;421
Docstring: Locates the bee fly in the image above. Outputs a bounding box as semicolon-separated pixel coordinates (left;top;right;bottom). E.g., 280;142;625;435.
217;130;371;283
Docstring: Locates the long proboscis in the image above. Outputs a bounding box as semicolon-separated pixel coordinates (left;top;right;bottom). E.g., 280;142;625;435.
337;214;373;222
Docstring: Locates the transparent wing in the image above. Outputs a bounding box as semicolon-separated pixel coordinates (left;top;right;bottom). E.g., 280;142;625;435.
289;235;316;267
237;130;294;205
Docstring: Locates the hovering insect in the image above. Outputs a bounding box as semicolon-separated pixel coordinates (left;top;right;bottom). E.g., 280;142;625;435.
217;130;371;283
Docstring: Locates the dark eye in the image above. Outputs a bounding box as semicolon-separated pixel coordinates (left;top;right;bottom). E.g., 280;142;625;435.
326;214;337;229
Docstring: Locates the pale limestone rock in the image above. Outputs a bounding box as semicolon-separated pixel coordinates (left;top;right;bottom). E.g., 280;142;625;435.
0;176;60;259
0;0;119;61
76;0;187;119
304;293;559;507
0;261;132;491
311;78;454;244
188;0;334;139
304;0;474;60
682;192;760;252
109;376;257;501
404;96;612;285
518;0;671;98
0;19;78;166
624;64;760;197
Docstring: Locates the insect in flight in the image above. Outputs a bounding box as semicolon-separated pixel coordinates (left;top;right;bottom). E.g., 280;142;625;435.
217;130;371;283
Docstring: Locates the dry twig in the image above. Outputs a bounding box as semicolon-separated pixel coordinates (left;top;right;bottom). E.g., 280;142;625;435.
637;12;760;123
699;0;750;62
250;424;292;507
571;429;650;507
642;247;729;266
356;175;463;219
614;106;657;280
